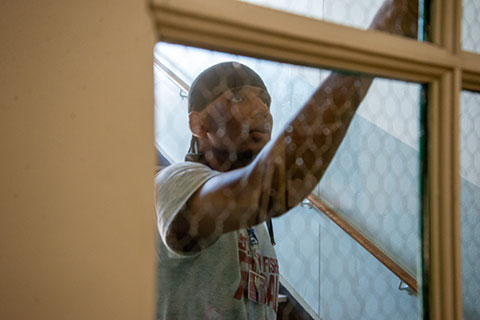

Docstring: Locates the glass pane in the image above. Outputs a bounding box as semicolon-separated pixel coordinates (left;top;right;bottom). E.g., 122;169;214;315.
460;90;480;319
154;42;423;319
237;0;425;41
462;0;480;53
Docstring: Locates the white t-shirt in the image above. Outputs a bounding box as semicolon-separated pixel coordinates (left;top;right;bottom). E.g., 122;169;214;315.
154;162;279;320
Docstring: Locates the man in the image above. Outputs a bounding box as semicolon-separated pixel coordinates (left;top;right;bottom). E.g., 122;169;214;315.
155;0;418;318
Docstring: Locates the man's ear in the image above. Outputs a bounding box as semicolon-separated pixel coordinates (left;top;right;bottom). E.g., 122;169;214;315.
188;111;207;137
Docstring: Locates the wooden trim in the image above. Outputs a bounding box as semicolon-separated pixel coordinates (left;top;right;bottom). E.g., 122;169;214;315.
151;0;458;82
429;0;464;318
426;78;441;319
431;0;462;53
430;0;441;46
151;0;480;87
461;52;480;92
426;69;463;320
452;68;463;320
453;0;463;55
307;194;418;294
150;1;479;318
439;72;454;319
463;73;480;93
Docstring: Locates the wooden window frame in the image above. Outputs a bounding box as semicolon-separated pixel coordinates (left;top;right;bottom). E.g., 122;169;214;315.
150;0;480;318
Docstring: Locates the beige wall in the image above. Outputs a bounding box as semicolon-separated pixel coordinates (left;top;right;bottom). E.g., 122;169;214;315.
0;1;155;319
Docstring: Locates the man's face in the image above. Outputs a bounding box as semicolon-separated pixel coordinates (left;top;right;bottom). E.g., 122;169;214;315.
200;85;273;156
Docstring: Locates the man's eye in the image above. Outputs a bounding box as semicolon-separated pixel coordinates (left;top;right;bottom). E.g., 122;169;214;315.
231;95;243;103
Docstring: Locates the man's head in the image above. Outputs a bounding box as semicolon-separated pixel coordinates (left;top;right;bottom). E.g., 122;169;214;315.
187;62;273;169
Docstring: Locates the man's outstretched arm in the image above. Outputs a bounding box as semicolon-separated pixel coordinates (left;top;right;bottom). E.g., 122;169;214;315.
278;0;419;206
170;0;419;250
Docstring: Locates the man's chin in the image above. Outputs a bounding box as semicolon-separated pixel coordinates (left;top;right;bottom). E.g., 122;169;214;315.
238;144;264;157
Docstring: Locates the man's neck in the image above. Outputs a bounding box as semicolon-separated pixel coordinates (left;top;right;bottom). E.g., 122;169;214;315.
202;148;255;172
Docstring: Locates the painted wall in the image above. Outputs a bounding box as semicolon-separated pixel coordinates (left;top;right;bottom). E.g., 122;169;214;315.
0;1;156;319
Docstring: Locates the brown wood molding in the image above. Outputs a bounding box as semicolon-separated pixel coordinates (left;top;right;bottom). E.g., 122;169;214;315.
307;194;418;294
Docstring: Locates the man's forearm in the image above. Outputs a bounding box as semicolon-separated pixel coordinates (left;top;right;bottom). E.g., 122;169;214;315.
280;0;419;207
370;0;419;38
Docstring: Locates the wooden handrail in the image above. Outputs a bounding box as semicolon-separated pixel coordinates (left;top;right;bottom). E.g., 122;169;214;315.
307;194;418;294
154;57;418;294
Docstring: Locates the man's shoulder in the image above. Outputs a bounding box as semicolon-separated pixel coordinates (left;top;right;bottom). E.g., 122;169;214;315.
155;161;218;187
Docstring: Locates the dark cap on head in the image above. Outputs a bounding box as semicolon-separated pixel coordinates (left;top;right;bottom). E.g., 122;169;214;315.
188;62;271;113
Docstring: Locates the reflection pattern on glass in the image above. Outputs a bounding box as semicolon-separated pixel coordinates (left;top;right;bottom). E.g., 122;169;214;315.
460;91;480;319
239;0;420;40
462;0;480;53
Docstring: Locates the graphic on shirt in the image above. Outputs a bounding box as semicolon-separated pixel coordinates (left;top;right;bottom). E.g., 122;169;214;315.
248;270;266;304
234;230;279;313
